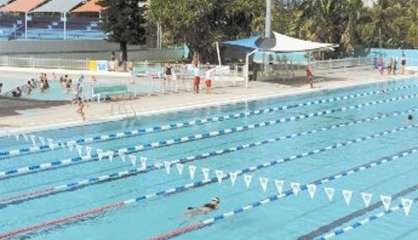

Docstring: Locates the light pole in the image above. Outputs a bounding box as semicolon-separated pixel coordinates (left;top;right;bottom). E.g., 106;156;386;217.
265;0;272;38
264;0;272;73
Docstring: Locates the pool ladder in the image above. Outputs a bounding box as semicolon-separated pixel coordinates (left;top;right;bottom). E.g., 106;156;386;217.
110;102;136;118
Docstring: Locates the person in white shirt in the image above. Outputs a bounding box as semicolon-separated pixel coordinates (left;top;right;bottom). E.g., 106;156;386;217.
192;62;200;94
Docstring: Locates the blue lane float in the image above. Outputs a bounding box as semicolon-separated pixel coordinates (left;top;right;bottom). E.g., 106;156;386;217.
317;198;418;240
2;80;417;159
0;90;416;181
1;107;417;207
4;129;418;240
317;198;416;240
1;91;417;180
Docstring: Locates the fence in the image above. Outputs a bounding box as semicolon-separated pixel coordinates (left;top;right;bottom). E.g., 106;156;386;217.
131;63;247;94
311;57;375;74
0;56;89;70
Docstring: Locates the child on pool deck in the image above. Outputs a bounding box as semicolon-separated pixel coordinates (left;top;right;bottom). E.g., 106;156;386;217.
76;97;86;121
204;63;214;94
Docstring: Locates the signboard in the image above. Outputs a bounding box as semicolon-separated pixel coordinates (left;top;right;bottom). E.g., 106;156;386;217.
88;60;97;72
96;60;108;72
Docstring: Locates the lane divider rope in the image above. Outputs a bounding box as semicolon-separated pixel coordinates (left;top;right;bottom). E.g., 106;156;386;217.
1;125;416;239
2;107;417;207
2;81;417;159
316;196;417;240
2;92;418;180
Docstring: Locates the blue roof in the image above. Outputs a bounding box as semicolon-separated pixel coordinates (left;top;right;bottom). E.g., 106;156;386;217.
223;37;259;49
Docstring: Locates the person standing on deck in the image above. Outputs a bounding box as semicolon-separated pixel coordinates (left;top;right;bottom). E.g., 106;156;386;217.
387;58;393;75
192;62;201;94
378;56;385;76
164;63;174;93
401;54;407;75
76;97;86;121
306;64;313;88
204;63;214;94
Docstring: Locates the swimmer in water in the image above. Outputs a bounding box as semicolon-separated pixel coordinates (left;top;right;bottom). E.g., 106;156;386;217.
407;114;414;125
185;197;220;218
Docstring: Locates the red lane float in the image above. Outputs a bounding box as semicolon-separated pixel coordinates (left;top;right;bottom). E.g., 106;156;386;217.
149;222;210;240
0;202;125;240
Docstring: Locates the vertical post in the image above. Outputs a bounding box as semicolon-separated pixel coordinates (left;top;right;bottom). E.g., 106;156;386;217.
265;0;272;38
156;22;162;49
156;23;159;48
159;23;162;48
63;12;67;40
216;41;222;66
264;0;272;73
245;52;250;88
25;12;28;40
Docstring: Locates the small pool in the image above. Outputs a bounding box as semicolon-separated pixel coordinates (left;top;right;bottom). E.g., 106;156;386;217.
0;72;78;101
0;78;418;240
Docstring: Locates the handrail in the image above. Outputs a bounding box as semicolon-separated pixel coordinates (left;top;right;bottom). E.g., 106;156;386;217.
7;24;25;41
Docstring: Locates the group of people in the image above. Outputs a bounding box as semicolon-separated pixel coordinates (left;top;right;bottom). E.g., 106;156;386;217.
377;54;407;76
9;73;49;98
163;61;214;94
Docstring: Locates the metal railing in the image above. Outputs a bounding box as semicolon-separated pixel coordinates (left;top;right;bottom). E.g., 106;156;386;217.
311;57;375;71
0;56;89;70
131;63;247;94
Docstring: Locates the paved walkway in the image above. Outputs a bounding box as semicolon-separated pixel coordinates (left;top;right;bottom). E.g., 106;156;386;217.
0;68;416;134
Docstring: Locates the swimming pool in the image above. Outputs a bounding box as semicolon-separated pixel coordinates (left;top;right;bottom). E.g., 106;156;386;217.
1;78;418;240
0;71;134;102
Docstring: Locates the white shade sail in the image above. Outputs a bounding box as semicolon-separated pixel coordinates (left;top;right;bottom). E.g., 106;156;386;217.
224;32;337;53
267;32;337;52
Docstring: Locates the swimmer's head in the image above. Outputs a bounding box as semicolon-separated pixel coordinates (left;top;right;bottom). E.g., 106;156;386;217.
408;115;413;121
211;197;220;204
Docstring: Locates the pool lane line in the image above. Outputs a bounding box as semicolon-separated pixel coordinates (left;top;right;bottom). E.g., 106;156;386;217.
148;145;418;240
2;88;418;180
0;201;126;240
2;125;416;240
315;184;418;240
299;185;418;239
1;107;417;207
318;204;406;240
2;81;417;160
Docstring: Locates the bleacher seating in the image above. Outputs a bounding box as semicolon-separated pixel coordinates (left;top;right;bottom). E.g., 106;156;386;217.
0;14;105;40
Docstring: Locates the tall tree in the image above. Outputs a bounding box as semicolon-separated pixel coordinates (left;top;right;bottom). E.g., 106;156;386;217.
295;0;366;57
148;0;264;62
360;0;403;48
404;0;418;47
99;0;147;65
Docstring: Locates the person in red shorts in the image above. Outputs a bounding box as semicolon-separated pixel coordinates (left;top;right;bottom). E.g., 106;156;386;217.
204;64;214;94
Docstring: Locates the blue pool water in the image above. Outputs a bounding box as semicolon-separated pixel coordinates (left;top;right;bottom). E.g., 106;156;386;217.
1;78;418;240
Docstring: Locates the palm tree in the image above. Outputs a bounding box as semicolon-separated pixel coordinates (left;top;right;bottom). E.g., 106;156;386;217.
360;0;402;48
340;0;367;55
405;0;418;47
295;0;365;57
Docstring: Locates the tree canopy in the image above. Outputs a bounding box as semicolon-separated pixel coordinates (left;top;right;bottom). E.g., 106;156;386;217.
148;0;265;62
98;0;147;62
146;0;418;61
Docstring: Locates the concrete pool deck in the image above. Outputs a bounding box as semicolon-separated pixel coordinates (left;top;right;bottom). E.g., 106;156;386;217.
0;67;416;135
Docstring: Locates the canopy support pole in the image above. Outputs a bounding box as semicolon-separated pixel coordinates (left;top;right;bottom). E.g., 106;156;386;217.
24;12;27;40
245;49;258;88
216;41;222;66
265;0;272;38
63;12;67;40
